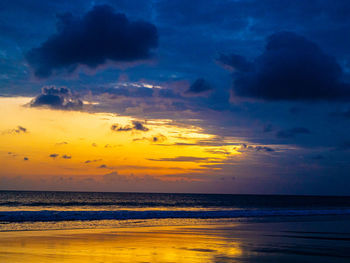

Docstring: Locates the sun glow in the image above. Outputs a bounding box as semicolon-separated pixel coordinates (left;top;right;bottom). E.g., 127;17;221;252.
0;97;240;186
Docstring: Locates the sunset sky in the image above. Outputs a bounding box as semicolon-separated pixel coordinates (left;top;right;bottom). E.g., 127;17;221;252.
1;0;350;194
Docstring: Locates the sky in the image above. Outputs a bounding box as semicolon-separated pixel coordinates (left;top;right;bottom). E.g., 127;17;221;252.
0;0;350;195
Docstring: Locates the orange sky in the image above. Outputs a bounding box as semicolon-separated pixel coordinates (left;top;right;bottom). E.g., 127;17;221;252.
0;97;246;191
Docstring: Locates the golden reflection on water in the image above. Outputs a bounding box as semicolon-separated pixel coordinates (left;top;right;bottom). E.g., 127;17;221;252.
0;225;242;263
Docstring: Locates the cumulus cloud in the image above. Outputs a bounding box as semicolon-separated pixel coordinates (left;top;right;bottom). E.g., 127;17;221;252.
276;127;311;139
30;86;83;110
111;120;149;132
26;5;158;77
221;31;350;101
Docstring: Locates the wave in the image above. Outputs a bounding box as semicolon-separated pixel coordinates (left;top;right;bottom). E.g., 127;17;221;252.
0;201;231;208
0;201;160;207
1;209;350;223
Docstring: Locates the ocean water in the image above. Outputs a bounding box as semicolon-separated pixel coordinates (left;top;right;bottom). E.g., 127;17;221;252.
1;191;350;231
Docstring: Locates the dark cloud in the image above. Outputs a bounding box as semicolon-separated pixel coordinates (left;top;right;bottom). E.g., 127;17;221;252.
98;164;108;169
276;127;311;139
111;124;132;132
62;154;71;159
186;78;212;94
30;86;83;110
49;154;59;158
254;146;274;152
238;144;275;153
111;120;149;132
133;134;167;143
223;32;350;101
132;121;149;131
218;54;253;72
84;159;102;164
151;135;166;143
23;157;29;161
26;5;158;77
2;126;28;135
15;126;27;133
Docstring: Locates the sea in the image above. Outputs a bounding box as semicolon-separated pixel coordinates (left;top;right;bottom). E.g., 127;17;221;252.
1;191;350;231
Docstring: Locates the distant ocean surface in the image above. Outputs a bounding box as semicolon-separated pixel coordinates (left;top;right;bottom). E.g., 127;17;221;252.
1;191;350;231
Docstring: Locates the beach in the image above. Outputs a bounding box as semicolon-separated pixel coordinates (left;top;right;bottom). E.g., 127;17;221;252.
1;191;350;262
1;216;350;263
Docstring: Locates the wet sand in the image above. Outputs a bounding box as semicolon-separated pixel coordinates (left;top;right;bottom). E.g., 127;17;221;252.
1;217;350;262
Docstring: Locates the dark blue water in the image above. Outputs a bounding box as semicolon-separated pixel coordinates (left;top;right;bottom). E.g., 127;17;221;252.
1;191;350;223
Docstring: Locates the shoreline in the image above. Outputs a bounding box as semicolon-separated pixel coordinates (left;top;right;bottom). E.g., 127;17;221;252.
2;214;350;232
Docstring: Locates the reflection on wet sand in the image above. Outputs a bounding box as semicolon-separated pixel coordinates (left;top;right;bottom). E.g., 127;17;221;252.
1;219;350;263
0;225;242;263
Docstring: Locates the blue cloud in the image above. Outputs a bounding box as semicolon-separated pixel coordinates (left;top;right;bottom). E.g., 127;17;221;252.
223;32;350;101
26;5;158;77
